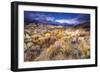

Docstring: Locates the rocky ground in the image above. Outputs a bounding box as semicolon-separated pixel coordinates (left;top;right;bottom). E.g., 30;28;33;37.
24;23;90;62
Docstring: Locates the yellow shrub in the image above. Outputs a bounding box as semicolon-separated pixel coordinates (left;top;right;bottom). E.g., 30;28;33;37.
45;32;51;37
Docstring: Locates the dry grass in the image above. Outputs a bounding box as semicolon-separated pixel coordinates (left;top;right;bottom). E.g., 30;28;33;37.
24;23;90;61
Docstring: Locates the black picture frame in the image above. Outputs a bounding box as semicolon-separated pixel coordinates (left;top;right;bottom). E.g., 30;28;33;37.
11;1;98;72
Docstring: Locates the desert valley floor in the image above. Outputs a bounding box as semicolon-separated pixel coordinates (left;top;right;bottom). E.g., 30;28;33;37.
24;23;90;62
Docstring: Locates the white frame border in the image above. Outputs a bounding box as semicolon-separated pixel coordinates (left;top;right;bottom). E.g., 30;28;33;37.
18;5;96;68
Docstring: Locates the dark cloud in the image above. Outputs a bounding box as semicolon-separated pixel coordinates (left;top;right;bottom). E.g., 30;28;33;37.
24;11;90;26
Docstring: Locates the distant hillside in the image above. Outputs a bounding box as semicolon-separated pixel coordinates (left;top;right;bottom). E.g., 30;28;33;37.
73;22;90;31
24;20;90;30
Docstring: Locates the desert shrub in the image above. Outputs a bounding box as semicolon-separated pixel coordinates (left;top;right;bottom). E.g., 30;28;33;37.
24;45;42;61
78;37;90;59
24;23;90;61
46;45;58;59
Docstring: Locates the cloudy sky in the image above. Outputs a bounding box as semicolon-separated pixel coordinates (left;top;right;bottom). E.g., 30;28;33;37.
24;11;90;26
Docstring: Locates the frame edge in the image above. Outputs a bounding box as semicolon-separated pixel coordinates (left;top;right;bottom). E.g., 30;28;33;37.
11;1;98;71
11;2;18;72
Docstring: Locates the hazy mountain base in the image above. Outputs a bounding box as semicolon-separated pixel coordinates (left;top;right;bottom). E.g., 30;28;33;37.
24;23;90;62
